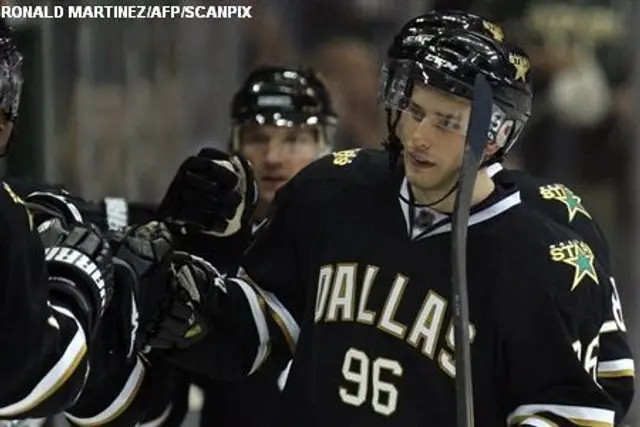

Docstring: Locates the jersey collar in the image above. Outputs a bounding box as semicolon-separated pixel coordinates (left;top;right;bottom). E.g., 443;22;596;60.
398;176;521;241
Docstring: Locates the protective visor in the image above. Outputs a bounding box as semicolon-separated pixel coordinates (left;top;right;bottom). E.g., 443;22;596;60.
378;58;513;144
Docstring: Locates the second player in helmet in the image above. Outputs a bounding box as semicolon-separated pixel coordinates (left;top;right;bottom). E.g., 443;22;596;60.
150;66;337;427
230;66;336;221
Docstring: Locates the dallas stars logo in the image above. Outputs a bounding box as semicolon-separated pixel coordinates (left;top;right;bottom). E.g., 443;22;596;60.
549;240;599;291
508;53;530;82
482;21;504;41
332;149;361;166
539;184;592;222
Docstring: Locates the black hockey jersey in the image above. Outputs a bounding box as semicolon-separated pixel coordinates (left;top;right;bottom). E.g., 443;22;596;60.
0;181;90;419
2;178;169;426
489;161;634;421
197;149;619;426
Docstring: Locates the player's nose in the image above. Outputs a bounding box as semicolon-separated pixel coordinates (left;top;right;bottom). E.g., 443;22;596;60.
264;141;285;166
409;120;434;150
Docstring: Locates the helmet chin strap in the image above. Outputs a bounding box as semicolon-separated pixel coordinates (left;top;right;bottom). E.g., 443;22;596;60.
399;175;460;210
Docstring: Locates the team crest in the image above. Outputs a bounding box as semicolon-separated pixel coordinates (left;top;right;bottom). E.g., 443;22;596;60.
508;53;530;82
539;184;591;222
332;149;361;166
482;21;505;41
549;240;599;291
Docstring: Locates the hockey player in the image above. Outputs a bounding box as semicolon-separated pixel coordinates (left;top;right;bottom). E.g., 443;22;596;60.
150;66;337;427
0;27;118;420
228;66;335;223
0;20;184;426
369;11;635;423
142;11;624;427
486;162;634;421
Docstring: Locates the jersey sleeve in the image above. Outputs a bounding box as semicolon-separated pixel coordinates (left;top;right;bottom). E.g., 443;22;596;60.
166;154;345;380
525;180;611;269
0;182;90;419
502;242;617;427
164;178;310;380
64;355;183;427
64;356;147;427
597;276;634;423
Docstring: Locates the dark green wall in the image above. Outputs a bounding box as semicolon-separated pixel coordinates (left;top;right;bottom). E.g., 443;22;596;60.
7;24;44;180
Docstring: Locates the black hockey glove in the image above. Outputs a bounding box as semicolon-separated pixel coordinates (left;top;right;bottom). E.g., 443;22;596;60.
107;221;175;357
141;252;226;351
158;147;258;237
26;192;115;338
39;217;114;339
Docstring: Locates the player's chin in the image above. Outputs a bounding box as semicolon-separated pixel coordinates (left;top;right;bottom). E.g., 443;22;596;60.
406;163;439;182
258;186;278;204
260;179;286;196
405;169;442;192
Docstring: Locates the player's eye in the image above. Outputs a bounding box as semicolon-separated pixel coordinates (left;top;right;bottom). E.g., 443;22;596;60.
406;103;425;122
243;134;270;145
284;134;300;144
433;112;463;133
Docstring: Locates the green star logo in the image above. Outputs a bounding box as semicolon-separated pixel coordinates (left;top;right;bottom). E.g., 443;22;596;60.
549;240;599;291
539;184;592;222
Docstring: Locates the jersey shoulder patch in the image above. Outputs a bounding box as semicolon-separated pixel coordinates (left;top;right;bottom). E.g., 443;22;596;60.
280;148;391;207
548;239;599;292
538;183;592;222
496;206;602;299
330;149;363;166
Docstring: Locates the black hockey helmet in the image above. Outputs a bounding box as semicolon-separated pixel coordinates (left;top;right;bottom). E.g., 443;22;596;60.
0;20;23;158
230;66;338;151
0;21;22;124
379;10;533;166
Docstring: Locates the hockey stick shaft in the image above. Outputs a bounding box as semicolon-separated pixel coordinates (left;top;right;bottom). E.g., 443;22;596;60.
452;74;494;427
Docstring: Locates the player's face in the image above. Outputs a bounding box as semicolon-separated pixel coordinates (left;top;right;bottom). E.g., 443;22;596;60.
398;85;470;196
239;124;325;203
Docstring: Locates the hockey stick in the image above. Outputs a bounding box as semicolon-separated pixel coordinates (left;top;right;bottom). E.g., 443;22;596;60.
452;74;494;427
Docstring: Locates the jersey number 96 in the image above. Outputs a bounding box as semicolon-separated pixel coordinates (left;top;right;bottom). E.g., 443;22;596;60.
339;347;403;416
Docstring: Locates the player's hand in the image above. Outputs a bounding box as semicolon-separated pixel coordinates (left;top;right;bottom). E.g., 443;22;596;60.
108;221;175;357
158;147;258;237
140;252;226;351
38;216;115;339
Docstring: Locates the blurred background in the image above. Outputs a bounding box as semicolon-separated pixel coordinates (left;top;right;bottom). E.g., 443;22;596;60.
4;0;640;425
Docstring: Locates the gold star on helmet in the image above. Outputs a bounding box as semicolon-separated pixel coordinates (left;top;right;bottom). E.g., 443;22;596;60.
508;53;530;82
483;21;504;41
